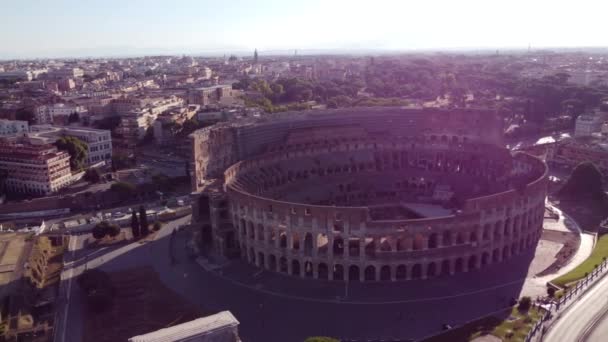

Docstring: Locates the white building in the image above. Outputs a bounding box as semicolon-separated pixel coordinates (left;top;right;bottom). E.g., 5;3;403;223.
47;67;84;79
0;70;33;81
0;119;29;137
128;311;240;342
35;103;87;124
575;114;602;137
27;125;112;166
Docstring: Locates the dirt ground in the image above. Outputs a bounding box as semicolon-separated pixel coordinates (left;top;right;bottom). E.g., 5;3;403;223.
83;266;203;342
536;229;580;277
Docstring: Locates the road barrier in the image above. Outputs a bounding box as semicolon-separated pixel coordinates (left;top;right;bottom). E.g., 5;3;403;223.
527;258;608;342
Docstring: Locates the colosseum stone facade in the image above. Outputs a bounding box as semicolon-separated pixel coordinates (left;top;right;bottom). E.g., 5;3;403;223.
190;107;548;282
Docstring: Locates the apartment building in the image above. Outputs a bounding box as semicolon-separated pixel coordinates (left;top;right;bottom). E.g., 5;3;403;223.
47;68;84;79
35;103;87;124
0;119;29;137
27;125;112;166
115;96;184;146
0;143;73;195
187;85;241;107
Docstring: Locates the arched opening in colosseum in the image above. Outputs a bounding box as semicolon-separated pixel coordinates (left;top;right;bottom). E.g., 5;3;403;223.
279;232;287;248
455;258;464;273
348;238;361;257
492;249;500;262
318;263;329;280
503;245;510;259
269;255;277;271
468;255;478;270
413;234;425;250
304;261;314;278
364;238;376;256
396;237;407;251
258;252;265;267
333;264;344;281
249;248;255;264
380;265;391;281
333;237;345;256
427;262;437;277
441;260;451;276
469;231;478;244
268;228;275;244
511;242;518;255
380;238;392;252
412;264;422;279
304;233;313;255
396;265;407;280
442;231;452;246
482;252;490;266
316;233;328;255
292;260;301;276
279;257;288;273
364;265;376;281
257;224;264;241
292;232;301;250
201;224;212;244
456;232;465;245
248;222;255;239
494;222;502;240
240;219;246;236
349;265;360;281
504;219;511;236
428;233;438;249
483;224;491;240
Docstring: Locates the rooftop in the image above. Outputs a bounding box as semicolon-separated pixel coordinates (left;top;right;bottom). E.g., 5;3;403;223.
128;311;239;342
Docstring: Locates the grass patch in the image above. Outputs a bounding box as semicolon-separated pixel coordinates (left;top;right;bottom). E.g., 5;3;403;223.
423;307;543;342
552;234;608;288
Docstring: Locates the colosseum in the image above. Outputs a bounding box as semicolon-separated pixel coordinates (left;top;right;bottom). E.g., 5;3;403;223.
190;107;548;282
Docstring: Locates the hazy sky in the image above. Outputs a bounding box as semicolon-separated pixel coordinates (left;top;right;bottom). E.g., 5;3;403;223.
1;0;607;58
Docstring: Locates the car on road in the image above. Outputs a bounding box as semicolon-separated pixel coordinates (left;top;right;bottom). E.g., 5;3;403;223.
112;211;123;218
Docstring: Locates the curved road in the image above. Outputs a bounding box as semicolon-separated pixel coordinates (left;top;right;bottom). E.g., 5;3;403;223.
543;270;608;342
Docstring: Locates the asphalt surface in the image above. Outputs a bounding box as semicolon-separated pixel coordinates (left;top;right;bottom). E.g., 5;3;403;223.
58;216;542;342
543;271;608;342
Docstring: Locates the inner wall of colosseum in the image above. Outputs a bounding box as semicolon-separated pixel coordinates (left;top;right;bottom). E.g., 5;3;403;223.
225;143;546;282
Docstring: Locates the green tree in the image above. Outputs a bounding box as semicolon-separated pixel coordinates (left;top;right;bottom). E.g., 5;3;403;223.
139;206;149;236
518;296;532;312
106;223;120;238
130;211;140;238
558;162;608;203
92;222;108;239
55;136;88;170
15;108;35;124
68;112;80;123
83;168;101;183
304;337;340;342
110;182;136;198
153;221;162;231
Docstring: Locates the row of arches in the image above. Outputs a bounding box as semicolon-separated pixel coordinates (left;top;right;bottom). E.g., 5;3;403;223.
238;207;543;256
244;231;540;282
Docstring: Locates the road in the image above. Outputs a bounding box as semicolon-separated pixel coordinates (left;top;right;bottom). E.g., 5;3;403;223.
543;270;608;342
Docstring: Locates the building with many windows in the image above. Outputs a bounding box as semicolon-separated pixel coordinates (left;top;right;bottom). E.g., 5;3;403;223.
0;119;29;137
27;125;112;166
0;142;73;195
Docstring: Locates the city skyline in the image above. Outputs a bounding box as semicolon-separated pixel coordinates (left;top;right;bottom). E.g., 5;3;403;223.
2;0;608;59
